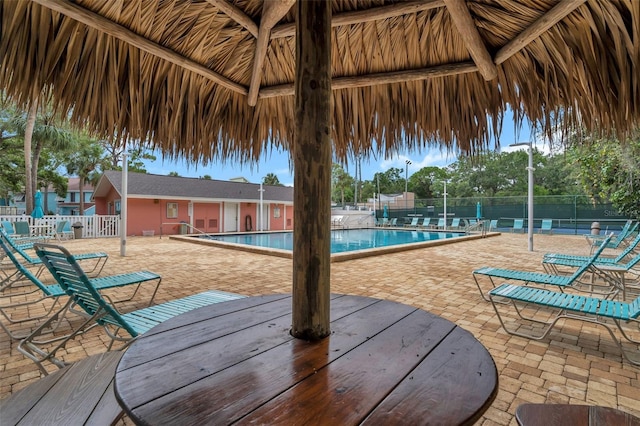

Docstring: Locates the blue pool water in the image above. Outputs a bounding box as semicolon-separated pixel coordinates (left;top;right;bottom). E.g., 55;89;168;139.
201;228;463;254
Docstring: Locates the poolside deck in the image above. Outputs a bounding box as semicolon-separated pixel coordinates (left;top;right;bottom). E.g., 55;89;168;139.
1;232;638;425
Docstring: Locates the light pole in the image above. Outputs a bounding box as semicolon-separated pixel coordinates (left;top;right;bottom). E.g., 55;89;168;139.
258;182;265;231
443;179;447;231
510;142;534;251
405;160;411;212
120;148;128;257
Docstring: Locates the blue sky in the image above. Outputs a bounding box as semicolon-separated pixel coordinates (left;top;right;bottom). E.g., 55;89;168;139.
142;109;544;186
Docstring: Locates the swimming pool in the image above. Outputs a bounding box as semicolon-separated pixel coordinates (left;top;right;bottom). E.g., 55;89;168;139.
173;228;490;261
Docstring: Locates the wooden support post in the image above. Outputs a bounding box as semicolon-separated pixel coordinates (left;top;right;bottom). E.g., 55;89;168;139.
291;0;331;340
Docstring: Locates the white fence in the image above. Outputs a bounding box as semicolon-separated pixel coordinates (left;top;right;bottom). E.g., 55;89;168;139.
0;215;120;238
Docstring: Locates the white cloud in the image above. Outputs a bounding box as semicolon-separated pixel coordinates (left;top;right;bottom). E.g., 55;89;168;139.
373;150;457;177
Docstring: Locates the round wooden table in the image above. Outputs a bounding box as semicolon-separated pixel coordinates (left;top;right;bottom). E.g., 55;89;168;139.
115;294;498;425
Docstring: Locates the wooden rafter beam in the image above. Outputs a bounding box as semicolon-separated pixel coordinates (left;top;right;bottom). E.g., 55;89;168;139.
247;0;295;106
271;0;445;39
205;0;258;39
35;0;247;95
495;0;587;64
443;0;497;81
259;62;477;99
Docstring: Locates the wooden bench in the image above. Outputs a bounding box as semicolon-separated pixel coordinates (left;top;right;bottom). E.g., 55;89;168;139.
516;403;640;426
0;351;124;425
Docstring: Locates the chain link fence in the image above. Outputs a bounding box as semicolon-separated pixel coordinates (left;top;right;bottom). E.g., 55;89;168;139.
372;195;630;234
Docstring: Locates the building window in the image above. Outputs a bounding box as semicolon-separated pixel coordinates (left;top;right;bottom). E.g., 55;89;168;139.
115;200;121;214
274;207;281;218
167;202;178;219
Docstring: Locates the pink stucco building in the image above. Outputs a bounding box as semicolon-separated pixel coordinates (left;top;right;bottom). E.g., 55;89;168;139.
92;171;294;236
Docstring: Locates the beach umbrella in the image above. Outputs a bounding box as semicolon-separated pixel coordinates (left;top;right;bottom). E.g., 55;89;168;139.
31;191;44;219
383;205;389;219
1;0;639;339
476;202;482;220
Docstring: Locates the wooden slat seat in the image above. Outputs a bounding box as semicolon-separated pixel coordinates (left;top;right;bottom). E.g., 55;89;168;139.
0;351;124;426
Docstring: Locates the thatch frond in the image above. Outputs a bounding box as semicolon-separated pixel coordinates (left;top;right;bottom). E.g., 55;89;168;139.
0;0;638;165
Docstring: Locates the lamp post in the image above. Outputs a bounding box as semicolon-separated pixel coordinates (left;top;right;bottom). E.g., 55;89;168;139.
258;183;265;231
120;149;128;257
510;142;534;252
443;179;447;231
405;160;411;212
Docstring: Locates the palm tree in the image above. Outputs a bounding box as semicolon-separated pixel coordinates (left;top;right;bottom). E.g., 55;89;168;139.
263;173;283;186
66;134;108;215
11;97;72;213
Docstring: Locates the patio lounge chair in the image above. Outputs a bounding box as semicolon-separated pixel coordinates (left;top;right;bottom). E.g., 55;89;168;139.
14;221;31;237
418;218;431;229
472;235;613;301
511;219;524;233
488;219;498;231
450;218;461;230
54;220;74;240
0;228;108;280
23;243;244;374
404;217;419;228
0;221;43;246
1;221;14;235
488;283;640;366
0;237;161;342
542;233;640;274
586;220;638;254
545;251;640;301
432;218;445;230
539;219;553;234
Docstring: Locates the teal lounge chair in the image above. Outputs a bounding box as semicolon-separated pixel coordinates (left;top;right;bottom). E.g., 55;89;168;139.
472;235;613;301
25;243;243;374
0;221;42;246
543;239;640;300
511;219;524;233
54;220;73;240
450;218;461;230
14;221;30;236
488;284;640;365
539;219;553;234
0;228;108;280
433;218;445;229
488;219;498;231
543;233;640;274
418;218;431;229
405;217;419;228
586;220;637;254
1;221;14;235
0;237;159;342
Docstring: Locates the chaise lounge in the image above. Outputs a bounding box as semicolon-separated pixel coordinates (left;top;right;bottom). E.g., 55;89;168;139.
23;243;244;374
488;283;640;366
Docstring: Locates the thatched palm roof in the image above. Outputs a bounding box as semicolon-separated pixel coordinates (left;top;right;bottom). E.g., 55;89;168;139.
0;0;638;164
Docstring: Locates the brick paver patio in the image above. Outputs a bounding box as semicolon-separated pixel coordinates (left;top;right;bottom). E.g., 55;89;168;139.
1;232;638;424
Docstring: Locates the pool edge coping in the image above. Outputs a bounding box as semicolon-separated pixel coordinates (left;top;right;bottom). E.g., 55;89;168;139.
168;229;502;262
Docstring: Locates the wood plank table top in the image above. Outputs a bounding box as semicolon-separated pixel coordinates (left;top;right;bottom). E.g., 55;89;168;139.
115;294;498;425
1;351;124;425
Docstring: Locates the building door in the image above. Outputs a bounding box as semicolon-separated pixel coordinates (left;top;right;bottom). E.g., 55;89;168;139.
224;203;238;232
258;203;269;231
